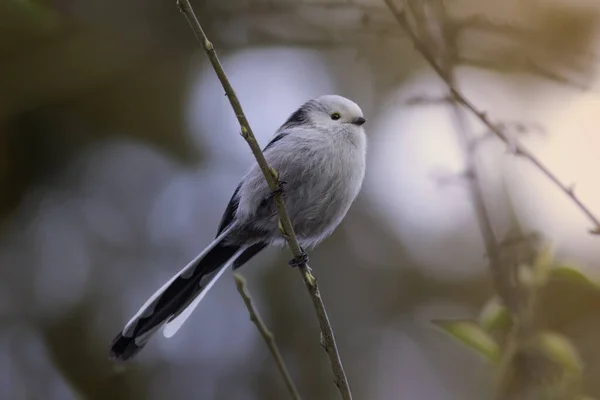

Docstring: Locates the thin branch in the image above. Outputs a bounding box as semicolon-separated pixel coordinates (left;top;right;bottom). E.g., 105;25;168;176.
404;12;529;392
424;3;507;298
400;0;514;313
383;0;600;236
234;274;302;400
392;2;562;397
175;1;352;399
493;234;543;400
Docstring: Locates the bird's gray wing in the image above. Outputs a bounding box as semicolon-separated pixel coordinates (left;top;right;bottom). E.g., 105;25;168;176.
263;131;288;152
216;131;290;237
216;183;241;236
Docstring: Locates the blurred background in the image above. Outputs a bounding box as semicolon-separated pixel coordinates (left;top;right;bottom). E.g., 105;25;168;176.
1;0;600;399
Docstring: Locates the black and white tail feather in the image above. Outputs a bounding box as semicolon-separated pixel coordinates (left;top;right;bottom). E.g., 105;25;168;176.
109;95;367;361
110;190;261;361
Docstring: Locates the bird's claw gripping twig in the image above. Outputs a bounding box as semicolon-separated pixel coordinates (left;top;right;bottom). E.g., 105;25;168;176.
288;248;308;268
268;180;288;201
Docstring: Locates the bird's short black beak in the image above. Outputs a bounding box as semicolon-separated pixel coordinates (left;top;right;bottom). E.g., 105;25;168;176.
352;117;366;126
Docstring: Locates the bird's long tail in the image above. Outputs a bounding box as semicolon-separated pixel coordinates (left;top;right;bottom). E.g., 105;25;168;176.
110;228;248;361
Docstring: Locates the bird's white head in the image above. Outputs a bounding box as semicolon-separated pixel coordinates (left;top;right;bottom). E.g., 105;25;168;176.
281;95;366;132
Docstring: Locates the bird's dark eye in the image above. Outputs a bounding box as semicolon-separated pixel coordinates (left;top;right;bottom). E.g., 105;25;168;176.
330;112;341;120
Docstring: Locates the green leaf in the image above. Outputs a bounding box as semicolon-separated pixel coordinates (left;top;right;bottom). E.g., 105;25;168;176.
551;265;600;290
536;332;584;373
433;320;500;363
478;296;512;332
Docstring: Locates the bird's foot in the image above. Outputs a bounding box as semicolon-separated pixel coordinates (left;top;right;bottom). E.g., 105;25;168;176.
288;248;309;268
268;180;288;200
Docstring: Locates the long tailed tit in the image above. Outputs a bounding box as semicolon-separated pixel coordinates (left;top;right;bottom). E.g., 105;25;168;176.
110;95;367;361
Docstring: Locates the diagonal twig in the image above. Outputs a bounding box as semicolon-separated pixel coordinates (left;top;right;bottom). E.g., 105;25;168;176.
383;0;600;236
405;0;507;304
234;274;302;400
388;1;580;397
175;1;352;399
401;6;522;394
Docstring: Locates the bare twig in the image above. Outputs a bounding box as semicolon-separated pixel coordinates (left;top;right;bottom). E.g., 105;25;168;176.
404;10;530;394
390;2;565;398
493;234;544;399
383;0;600;236
176;1;352;399
399;0;516;315
234;274;302;400
426;2;508;301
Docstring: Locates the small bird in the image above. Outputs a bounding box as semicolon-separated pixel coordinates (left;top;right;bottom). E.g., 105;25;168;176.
109;95;367;361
